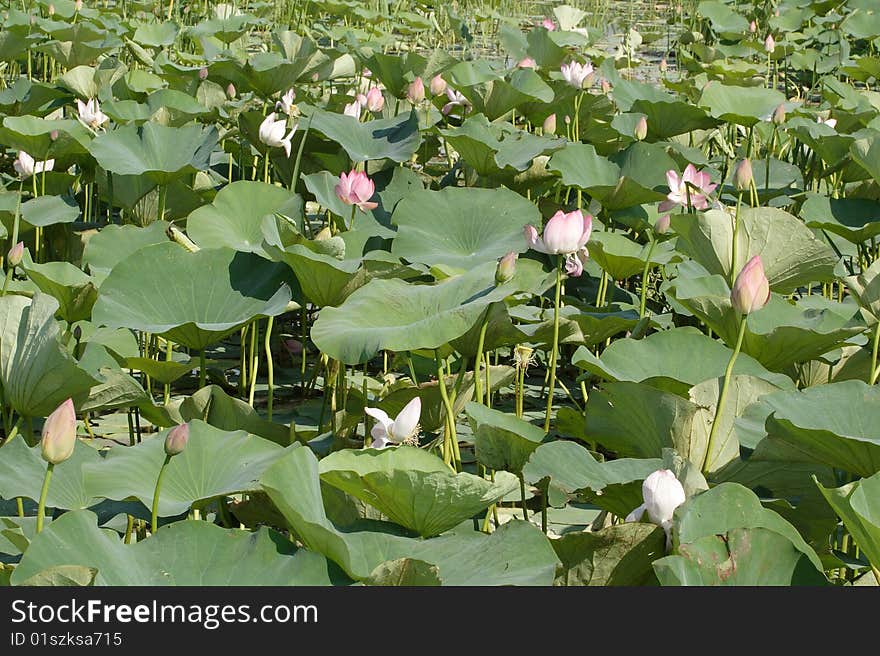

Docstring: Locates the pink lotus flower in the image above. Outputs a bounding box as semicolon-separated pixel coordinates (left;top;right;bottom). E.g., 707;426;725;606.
543;113;557;135
517;57;537;69
164;423;189;457
41;398;77;465
560;61;594;89
430;74;447;96
276;88;295;115
659;164;717;212
343;99;363;119
655;214;671;235
731;255;770;315
335;170;378;212
764;34;775;53
524;209;592;277
365;397;421;448
365;87;384;112
7;241;24;267
13;151;54;178
541;18;556;30
407;77;425;104
749;20;757;33
442;88;470;116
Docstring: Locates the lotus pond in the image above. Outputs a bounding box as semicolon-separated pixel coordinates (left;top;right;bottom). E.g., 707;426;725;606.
1;0;879;587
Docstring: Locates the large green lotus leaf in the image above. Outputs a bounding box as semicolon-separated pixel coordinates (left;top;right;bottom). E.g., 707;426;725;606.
851;131;880;186
698;81;786;126
654;527;826;586
391;187;538;270
301;106;420;163
816;472;880;571
92;243;292;351
465;402;547;474
266;242;361;308
845;258;880;321
553;522;665;586
82;221;169;285
11;510;344;586
0;115;91;159
0;294;97;416
311;261;518;364
671;207;838;293
364;558;442;586
124;355;196;385
801;193;880;244
318;447;518;538
187;181;303;256
20;195;80;228
522;440;661;516
572;327;792;395
83;420;288;516
132;21;179;47
177;385;292;446
20;253;97;324
0;437;102;510
359;50;428;97
668;273;864;371
762;381;880;477
261;446;559;584
698;0;750;37
588;232;678;280
87;122;218;184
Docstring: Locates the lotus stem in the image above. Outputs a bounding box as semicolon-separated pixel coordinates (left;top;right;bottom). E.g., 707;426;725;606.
16;497;24;518
248;320;260;406
36;462;54;534
703;315;747;476
731;192;743;287
544;258;563;432
473;310;490;404
870;320;880;386
164;338;172;405
151;454;172;534
265;316;274;420
435;349;460;471
518;474;529;521
199;349;206;389
291;118;311;195
639;238;657;318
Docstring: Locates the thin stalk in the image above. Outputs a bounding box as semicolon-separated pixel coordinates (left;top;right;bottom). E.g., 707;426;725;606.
199;349;206;389
36;462;54;533
639;239;657;318
544;259;562;431
473;310;490;405
731;192;743;286
151;454;172;533
265;316;274;420
702;316;747;476
518;474;529;521
870;320;880;385
435;349;460;471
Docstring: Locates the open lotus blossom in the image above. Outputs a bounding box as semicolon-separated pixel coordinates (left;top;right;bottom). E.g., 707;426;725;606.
659;164;717;212
76;98;108;128
13;151;54;178
442;88;470;116
560;60;594;89
258;113;296;158
365;87;385;112
731;255;770;315
524;209;593;277
365;397;421;448
541;17;556;30
626;469;686;541
335;169;378;211
276;88;295;114
817;115;837;130
343;99;363;119
517;57;537;69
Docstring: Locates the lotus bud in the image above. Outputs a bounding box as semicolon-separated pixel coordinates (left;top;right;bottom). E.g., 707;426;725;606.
164;423;189;456
517;57;537;69
40;399;77;465
365;87;384;112
198;67;208;80
659;58;667;73
314;226;332;241
7;241;24;267
543;113;557;135
495;252;517;284
764;34;775;53
48;3;55;16
772;103;786;125
634;116;648;141
406;77;425;104
564;115;572;126
226;83;236;98
601;78;611;94
626;469;686;533
75;0;83;10
731;255;770;315
430;74;447;96
749;20;756;33
73;324;82;341
732;158;753;192
654;214;671;235
50;130;59;141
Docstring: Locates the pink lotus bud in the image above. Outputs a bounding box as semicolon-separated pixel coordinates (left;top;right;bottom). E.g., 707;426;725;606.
430;74;447;96
601;78;611;94
655;214;671;235
659;58;667;73
198;67;208;80
634;116;648;141
764;34;775;53
50;130;59;141
541;18;556;31
335;169;378;212
543;113;557;135
495;252;517;284
731;255;770;315
164;423;189;456
749;20;756;33
311;72;320;82
772;103;786;125
226;83;236;98
517;57;537;69
732;158;753;192
406;77;425;104
75;0;83;10
365;87;384;112
7;241;24;267
48;3;55;16
363;68;372;78
41;399;77;465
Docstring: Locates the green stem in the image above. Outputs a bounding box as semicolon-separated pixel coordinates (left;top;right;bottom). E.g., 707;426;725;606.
265;316;274;420
544;259;562;432
639;239;657;319
164;338;172;405
199;349;206;389
731;192;742;286
870;320;880;386
702;316;747;476
519;474;529;521
36;462;54;533
151;454;172;534
290;118;311;193
435;350;460;471
473;310;490;404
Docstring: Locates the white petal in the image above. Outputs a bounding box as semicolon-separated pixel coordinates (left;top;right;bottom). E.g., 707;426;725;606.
365;407;393;434
625;504;646;523
391;397;420;441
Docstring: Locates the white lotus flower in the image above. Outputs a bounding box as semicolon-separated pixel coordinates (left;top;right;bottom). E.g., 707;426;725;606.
13;151;54;178
258;113;296;158
343;99;363;119
364;397;421;448
76;98;108;128
626;469;686;540
276;88;295;115
560;60;594;89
